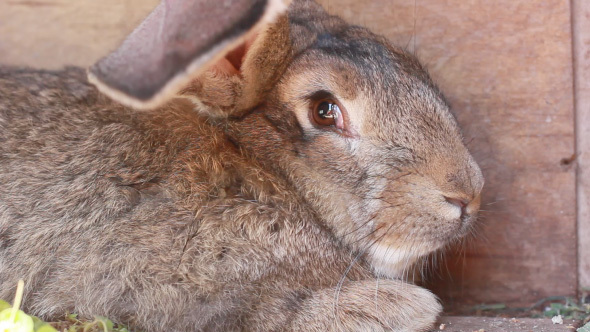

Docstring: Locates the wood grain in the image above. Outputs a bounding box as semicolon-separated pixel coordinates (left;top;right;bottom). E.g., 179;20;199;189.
317;0;577;305
0;0;579;305
573;0;590;291
0;0;158;69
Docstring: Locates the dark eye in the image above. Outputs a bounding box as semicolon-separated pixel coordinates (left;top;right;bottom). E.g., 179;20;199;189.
311;100;344;128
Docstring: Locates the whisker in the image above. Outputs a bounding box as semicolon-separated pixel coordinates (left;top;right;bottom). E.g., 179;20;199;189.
332;249;364;329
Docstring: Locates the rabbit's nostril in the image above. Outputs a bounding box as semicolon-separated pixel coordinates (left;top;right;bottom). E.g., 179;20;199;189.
444;196;469;216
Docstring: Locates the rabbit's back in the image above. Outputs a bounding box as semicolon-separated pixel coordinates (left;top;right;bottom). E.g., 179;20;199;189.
0;67;236;320
0;67;231;230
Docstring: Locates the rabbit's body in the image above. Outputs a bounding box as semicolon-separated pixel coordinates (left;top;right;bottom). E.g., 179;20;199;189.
0;1;483;331
0;67;440;331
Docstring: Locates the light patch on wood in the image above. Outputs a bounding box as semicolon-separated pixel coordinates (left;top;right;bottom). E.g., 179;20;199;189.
573;0;590;290
0;0;158;69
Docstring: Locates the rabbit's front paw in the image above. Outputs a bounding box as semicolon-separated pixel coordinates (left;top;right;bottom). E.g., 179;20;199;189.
288;279;441;332
378;281;442;332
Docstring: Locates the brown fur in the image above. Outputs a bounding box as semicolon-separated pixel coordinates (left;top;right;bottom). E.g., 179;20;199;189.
0;1;483;331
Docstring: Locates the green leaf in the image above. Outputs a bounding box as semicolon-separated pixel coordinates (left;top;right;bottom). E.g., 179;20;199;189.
95;316;114;332
0;300;11;312
36;325;59;332
544;309;558;317
551;303;565;310
31;316;58;332
0;308;35;332
577;322;590;332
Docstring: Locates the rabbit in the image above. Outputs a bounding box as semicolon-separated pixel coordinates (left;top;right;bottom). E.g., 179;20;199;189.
0;0;484;331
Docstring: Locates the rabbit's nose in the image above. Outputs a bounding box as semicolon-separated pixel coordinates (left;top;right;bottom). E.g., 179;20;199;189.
444;194;481;219
444;196;468;218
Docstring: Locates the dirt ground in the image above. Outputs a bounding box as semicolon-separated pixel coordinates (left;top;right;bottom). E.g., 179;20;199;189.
433;316;580;332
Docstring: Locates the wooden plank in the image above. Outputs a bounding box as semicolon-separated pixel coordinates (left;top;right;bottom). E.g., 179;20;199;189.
0;0;158;69
432;316;579;332
573;0;590;291
317;0;577;305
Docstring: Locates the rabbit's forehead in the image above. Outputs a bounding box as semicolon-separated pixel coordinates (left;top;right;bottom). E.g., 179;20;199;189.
368;84;460;143
283;4;460;139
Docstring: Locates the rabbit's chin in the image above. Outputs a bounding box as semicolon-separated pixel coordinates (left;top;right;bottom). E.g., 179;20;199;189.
367;242;440;280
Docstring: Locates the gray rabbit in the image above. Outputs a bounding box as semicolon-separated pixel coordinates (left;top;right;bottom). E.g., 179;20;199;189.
0;0;483;331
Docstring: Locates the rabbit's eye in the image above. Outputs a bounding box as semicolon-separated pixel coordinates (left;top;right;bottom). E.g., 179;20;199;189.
311;100;344;129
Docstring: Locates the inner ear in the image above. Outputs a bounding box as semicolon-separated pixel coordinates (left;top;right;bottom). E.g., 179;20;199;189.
226;43;247;72
213;32;258;76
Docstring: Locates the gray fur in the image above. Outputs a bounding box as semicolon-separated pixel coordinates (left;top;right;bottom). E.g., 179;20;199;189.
0;1;483;331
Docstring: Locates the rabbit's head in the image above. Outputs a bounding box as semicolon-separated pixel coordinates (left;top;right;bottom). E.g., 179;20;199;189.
90;0;483;279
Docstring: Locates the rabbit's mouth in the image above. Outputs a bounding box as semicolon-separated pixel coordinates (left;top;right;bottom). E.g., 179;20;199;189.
360;185;483;279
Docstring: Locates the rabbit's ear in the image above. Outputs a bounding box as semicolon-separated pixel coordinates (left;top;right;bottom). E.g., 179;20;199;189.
88;0;289;110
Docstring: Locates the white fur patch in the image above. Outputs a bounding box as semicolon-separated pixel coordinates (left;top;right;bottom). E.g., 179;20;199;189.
368;244;424;279
440;200;462;220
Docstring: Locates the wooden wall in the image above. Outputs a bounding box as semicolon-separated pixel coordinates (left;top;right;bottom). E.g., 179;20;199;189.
0;0;155;69
0;0;584;306
573;0;590;292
